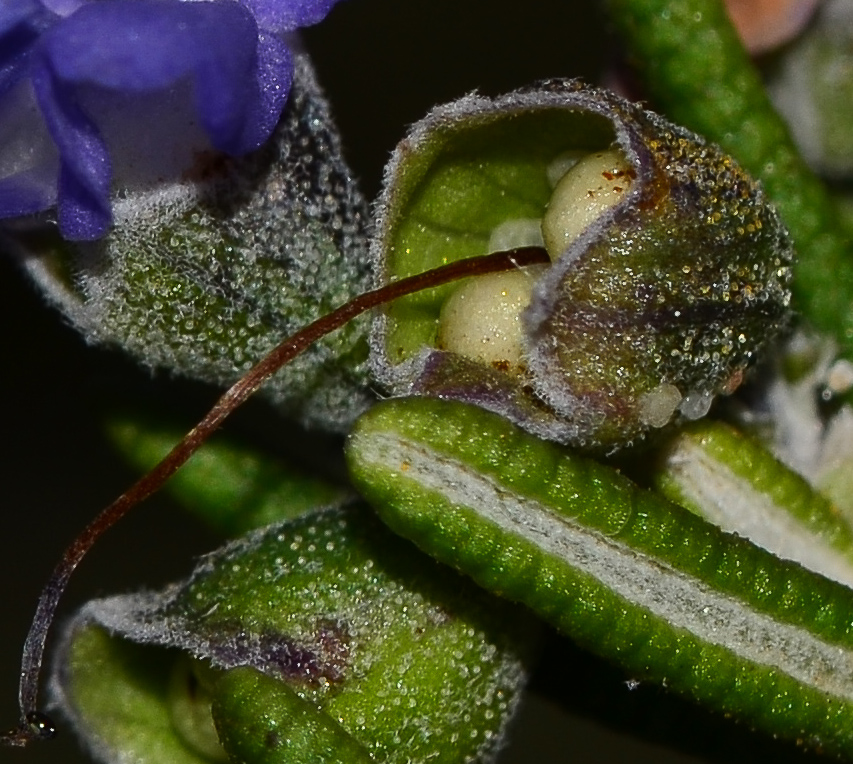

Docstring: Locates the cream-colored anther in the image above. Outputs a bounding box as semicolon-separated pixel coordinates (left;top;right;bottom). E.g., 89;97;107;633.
541;147;634;260
437;266;546;373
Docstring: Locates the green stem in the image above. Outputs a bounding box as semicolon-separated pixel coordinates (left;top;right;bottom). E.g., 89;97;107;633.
604;0;853;352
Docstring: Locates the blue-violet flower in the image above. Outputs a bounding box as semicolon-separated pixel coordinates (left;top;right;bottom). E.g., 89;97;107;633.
0;0;342;240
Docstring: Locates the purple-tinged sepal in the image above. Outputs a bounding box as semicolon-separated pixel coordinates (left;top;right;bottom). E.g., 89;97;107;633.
370;80;794;449
5;56;372;431
51;504;537;764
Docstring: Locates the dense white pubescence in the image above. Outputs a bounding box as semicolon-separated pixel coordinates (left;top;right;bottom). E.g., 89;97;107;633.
23;53;374;431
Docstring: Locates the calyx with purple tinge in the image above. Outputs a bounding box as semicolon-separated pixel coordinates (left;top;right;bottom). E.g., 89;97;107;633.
370;80;794;449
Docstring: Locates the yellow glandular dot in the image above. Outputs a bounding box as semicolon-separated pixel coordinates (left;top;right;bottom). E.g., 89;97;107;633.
541;147;634;260
437;266;548;373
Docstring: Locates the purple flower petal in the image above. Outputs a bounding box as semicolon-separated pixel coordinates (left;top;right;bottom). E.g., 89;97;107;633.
1;0;342;238
39;1;263;147
236;32;293;150
240;0;343;32
37;0;89;17
0;0;53;96
30;52;111;238
29;0;284;237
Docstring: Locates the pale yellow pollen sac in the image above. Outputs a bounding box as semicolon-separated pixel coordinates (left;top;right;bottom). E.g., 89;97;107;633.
637;383;683;428
541;147;634;261
436;147;633;374
437;266;548;373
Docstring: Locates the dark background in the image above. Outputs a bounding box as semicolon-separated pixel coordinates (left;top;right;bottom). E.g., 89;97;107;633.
0;2;831;763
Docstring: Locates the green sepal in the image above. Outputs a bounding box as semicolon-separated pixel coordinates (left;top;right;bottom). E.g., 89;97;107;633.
106;415;347;536
52;503;538;764
12;53;372;432
211;667;373;764
55;625;220;764
370;80;793;449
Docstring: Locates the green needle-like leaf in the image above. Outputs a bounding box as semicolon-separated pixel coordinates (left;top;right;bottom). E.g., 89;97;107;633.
652;420;853;585
347;397;853;757
604;0;853;356
107;415;347;536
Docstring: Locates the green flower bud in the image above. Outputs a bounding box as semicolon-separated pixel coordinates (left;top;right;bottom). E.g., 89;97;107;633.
370;80;793;449
52;505;538;764
8;54;372;431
